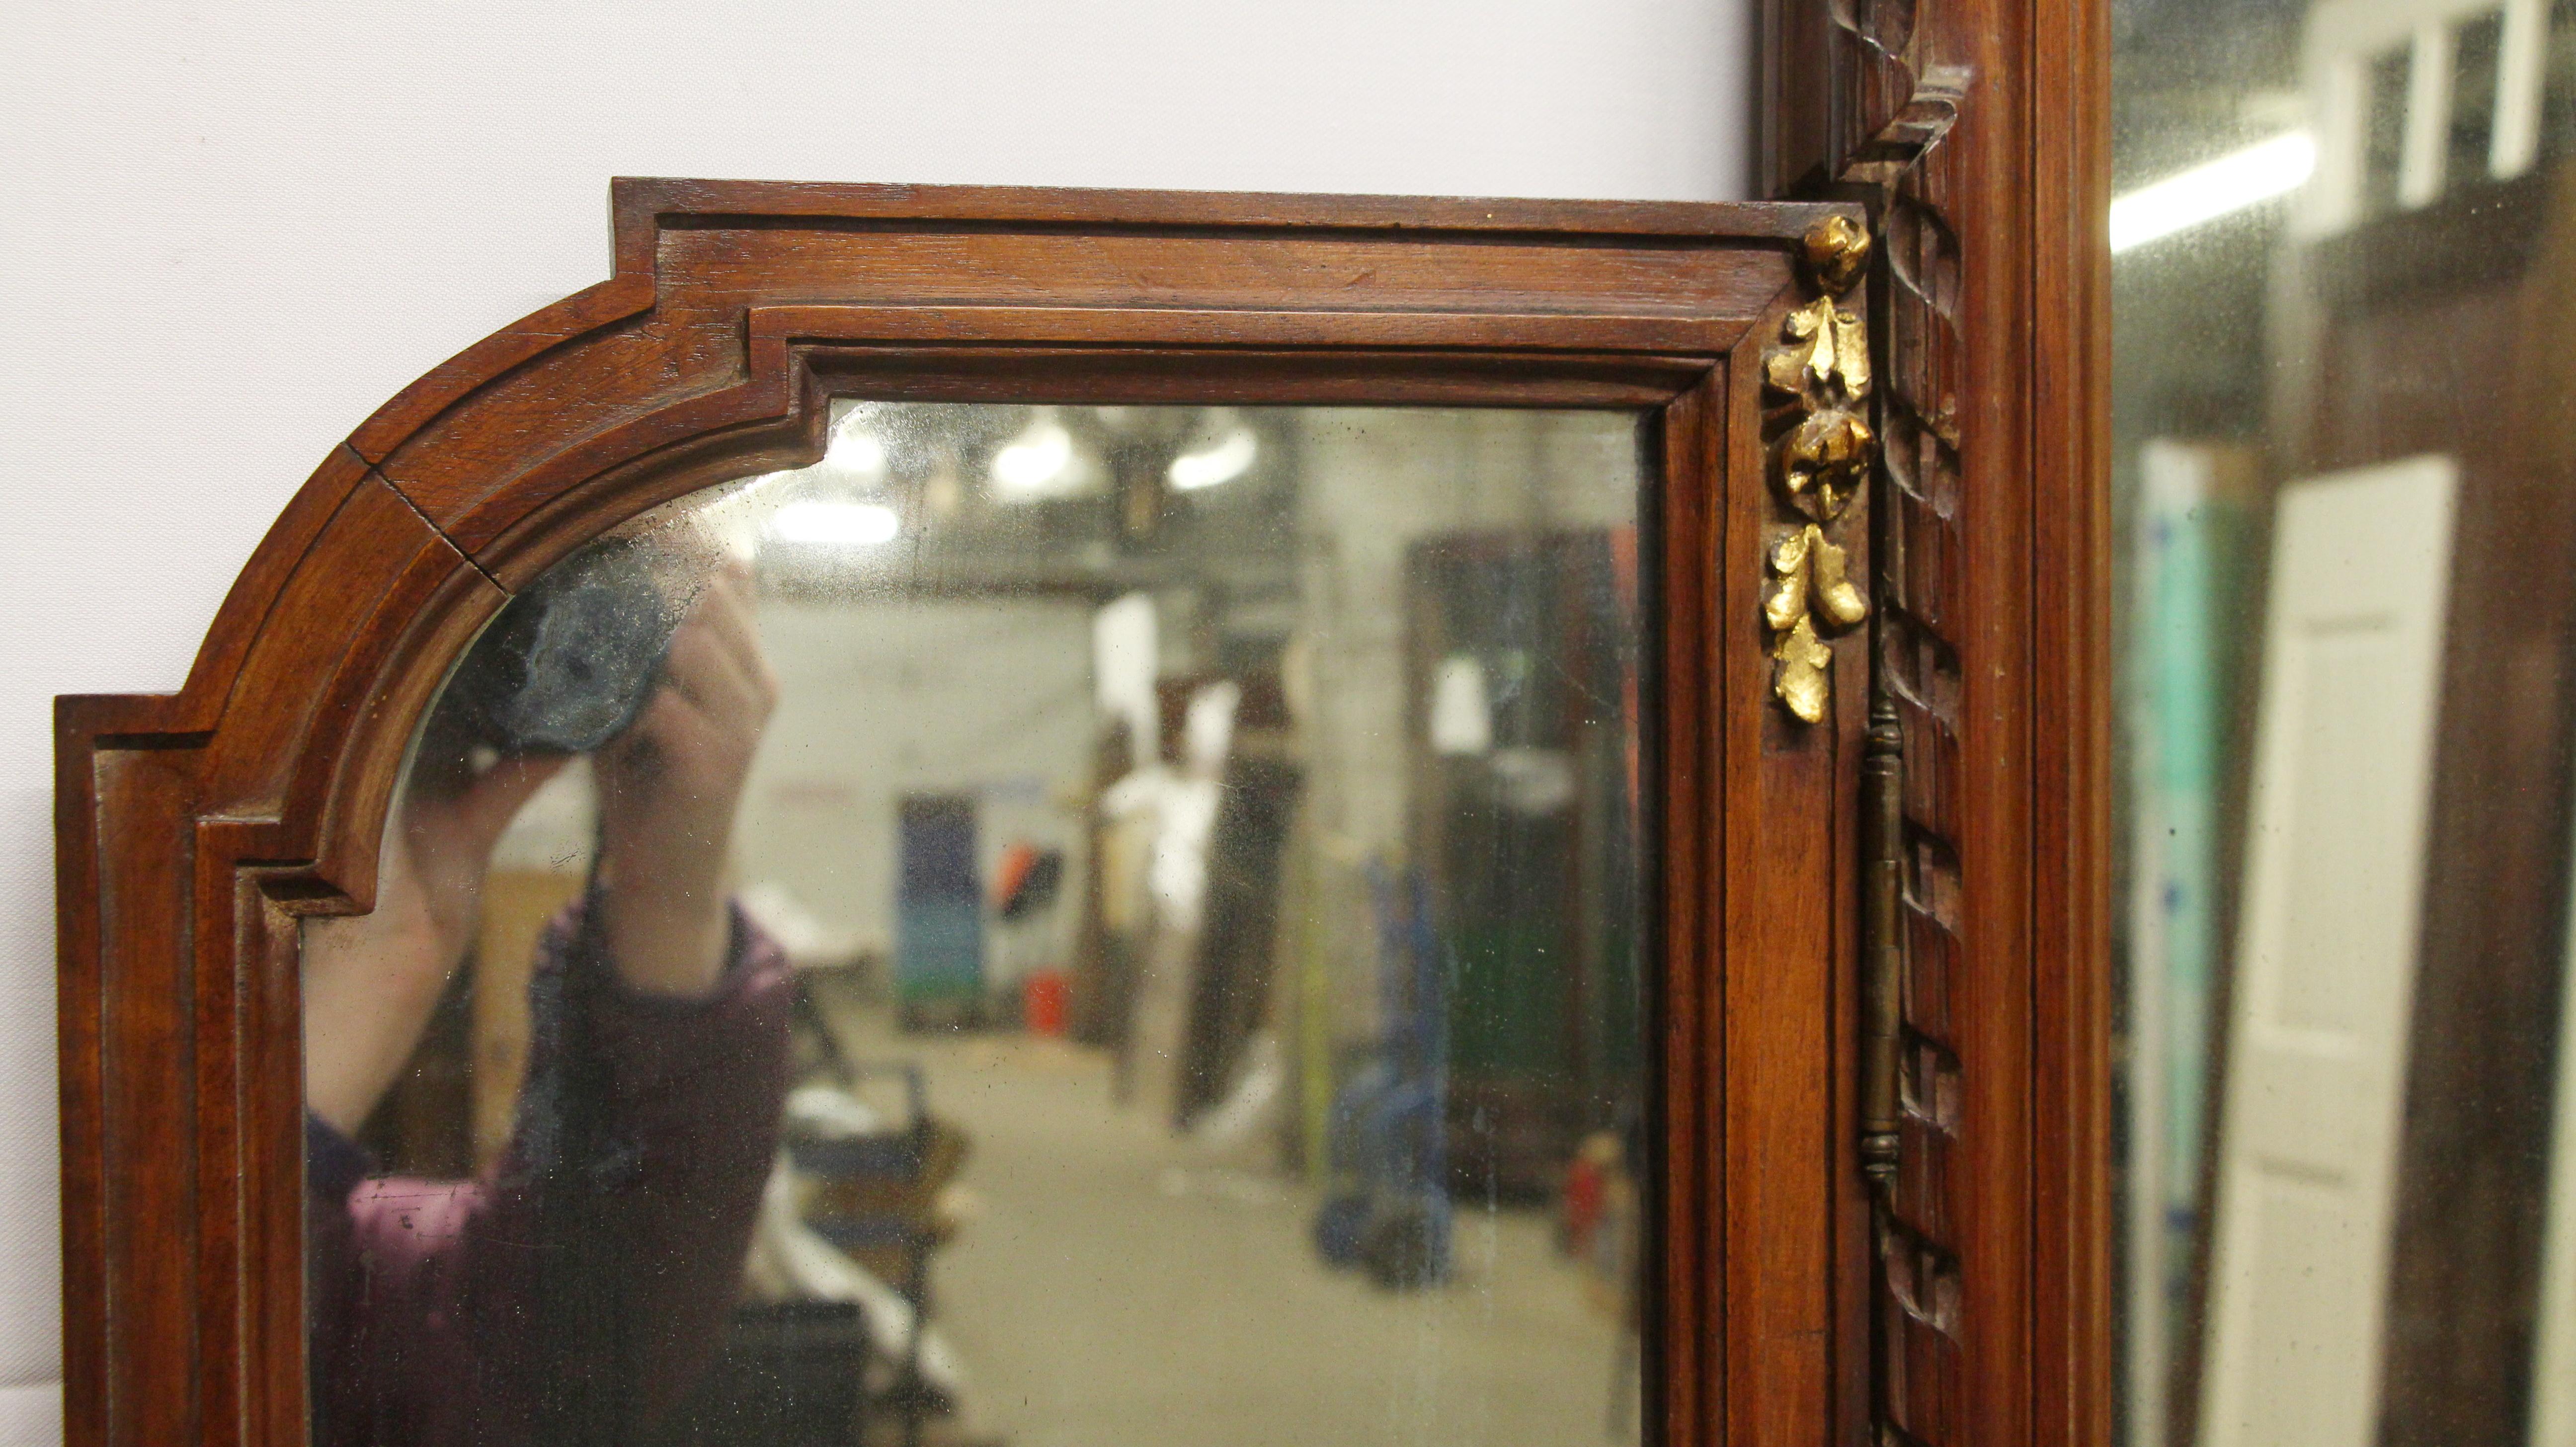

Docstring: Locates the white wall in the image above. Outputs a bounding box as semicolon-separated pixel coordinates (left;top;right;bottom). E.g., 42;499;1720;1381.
0;2;1750;1438
741;597;1100;976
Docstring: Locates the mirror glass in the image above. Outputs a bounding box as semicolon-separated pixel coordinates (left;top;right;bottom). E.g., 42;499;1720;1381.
2114;2;2576;1444
302;402;1652;1447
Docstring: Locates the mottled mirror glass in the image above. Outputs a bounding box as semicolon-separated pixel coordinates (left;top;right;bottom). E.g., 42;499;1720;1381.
302;403;1652;1447
2115;1;2576;1444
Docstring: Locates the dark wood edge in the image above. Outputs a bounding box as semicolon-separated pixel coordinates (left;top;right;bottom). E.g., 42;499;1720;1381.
54;700;115;1447
1655;367;1722;1447
2027;0;2116;1442
1759;0;1835;198
744;306;1758;348
605;175;1846;246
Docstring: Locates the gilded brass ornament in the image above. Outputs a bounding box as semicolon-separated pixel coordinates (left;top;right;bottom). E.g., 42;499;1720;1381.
1761;216;1877;723
1803;212;1873;293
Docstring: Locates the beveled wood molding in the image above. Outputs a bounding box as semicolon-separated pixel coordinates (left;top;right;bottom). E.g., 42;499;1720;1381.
1767;0;2115;1444
55;180;1881;1447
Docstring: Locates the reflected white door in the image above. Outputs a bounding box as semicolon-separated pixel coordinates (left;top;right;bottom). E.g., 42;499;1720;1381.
2199;457;2457;1447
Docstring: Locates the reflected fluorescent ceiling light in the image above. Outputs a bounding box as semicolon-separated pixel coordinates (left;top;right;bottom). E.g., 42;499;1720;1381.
2109;131;2314;254
830;430;888;482
990;406;1101;502
823;410;890;486
772;499;901;546
1168;415;1259;491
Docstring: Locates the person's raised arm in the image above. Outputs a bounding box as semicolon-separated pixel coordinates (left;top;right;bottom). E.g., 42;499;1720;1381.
302;753;566;1137
590;561;778;998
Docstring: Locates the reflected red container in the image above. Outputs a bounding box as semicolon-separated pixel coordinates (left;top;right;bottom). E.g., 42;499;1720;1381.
1023;970;1068;1037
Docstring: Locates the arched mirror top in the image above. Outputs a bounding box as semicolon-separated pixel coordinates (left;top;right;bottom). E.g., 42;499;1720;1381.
87;179;1849;915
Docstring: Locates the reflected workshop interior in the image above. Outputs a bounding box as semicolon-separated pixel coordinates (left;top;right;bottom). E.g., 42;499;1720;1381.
302;402;1650;1447
2115;1;2576;1445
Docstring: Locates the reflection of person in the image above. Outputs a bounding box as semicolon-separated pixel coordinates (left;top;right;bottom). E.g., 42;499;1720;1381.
302;563;788;1447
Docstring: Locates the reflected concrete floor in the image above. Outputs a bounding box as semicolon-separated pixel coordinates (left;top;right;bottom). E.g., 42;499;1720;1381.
812;993;1634;1447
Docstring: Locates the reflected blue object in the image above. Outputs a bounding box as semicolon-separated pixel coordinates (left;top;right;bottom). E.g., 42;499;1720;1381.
895;795;983;1022
1313;866;1451;1288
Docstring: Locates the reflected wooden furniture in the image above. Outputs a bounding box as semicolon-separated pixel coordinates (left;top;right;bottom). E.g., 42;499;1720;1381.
1405;530;1646;1199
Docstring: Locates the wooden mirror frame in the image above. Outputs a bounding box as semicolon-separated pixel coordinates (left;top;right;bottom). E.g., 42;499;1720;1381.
56;0;2114;1441
57;180;1891;1447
